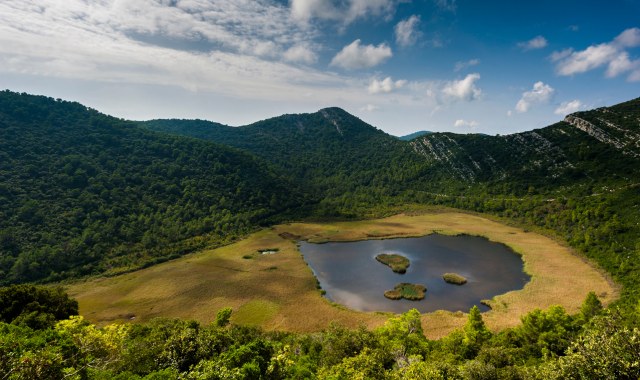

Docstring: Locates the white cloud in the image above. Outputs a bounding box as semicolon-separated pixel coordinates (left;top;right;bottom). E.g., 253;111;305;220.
518;36;548;51
395;15;421;47
454;119;478;128
555;28;640;81
290;0;396;25
361;104;379;112
629;69;640;82
554;100;584;116
605;52;638;77
0;0;348;101
368;77;407;94
454;58;480;72
556;43;618;75
283;44;318;64
515;81;555;113
442;73;482;101
549;48;574;62
330;40;392;70
613;27;640;48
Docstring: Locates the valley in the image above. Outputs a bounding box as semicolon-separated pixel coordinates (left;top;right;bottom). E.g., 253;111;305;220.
1;90;638;378
3;2;639;377
66;210;616;339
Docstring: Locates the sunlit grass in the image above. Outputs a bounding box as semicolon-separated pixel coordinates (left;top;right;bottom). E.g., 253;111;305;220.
66;208;618;338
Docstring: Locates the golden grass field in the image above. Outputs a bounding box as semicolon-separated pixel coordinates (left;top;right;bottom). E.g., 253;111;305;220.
66;210;618;339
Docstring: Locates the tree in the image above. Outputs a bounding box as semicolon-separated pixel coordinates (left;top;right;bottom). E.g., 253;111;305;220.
554;311;640;379
461;306;492;359
0;285;78;329
515;305;575;358
579;291;603;323
215;307;232;327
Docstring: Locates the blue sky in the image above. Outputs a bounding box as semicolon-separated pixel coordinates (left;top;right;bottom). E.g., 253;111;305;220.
0;1;638;135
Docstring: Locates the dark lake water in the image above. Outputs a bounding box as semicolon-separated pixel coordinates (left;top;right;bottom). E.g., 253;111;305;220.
299;234;530;313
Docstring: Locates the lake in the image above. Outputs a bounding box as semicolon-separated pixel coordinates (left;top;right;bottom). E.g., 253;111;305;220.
299;234;530;313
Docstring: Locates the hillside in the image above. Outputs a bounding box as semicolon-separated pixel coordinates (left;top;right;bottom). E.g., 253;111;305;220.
409;98;640;192
2;90;640;309
0;91;304;284
145;109;423;204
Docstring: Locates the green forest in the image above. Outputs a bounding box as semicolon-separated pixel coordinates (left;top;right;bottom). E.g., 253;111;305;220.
2;285;638;379
1;90;640;378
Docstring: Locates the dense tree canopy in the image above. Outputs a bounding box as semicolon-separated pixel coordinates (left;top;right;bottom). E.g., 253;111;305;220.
0;91;305;284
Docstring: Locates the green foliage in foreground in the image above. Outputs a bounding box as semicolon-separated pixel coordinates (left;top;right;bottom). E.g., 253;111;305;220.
1;289;638;380
0;285;78;329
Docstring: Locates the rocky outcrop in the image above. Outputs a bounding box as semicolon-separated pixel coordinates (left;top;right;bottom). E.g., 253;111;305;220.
564;115;625;149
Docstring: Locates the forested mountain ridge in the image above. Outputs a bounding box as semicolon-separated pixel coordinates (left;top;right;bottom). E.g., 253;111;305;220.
147;99;640;196
2;90;640;379
0;90;304;284
2;89;640;306
145;98;640;310
145;108;424;201
409;97;640;191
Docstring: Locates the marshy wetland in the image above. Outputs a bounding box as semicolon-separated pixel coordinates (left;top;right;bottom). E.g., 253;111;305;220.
66;210;617;338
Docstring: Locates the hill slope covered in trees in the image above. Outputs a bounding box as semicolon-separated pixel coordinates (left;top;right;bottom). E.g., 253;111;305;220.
1;90;640;311
146;97;640;310
1;90;640;379
0;91;304;284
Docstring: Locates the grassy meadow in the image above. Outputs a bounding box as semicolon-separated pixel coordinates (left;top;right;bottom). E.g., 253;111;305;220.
66;210;617;339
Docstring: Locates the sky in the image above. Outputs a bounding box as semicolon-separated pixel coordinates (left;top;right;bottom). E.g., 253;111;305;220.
0;1;639;136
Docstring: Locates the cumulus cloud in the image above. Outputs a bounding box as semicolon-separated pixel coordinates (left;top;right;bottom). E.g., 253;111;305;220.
283;44;318;64
290;0;396;25
549;48;574;62
518;36;548;51
554;100;585;116
614;27;640;48
554;27;640;81
368;77;407;94
395;15;421;47
556;44;619;75
515;81;555;113
442;73;482;101
0;0;353;101
454;119;478;128
454;58;480;72
330;40;392;69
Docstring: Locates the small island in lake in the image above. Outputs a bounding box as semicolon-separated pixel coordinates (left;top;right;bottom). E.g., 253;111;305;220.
384;283;427;300
443;273;467;285
375;253;410;274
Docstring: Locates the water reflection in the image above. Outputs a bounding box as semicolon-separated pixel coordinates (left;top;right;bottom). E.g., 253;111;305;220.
299;234;530;313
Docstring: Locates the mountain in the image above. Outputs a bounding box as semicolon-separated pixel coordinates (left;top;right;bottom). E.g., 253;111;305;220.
145;99;640;308
0;91;303;284
146;99;640;196
145;108;424;214
397;130;432;141
408;98;640;192
2;90;640;303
